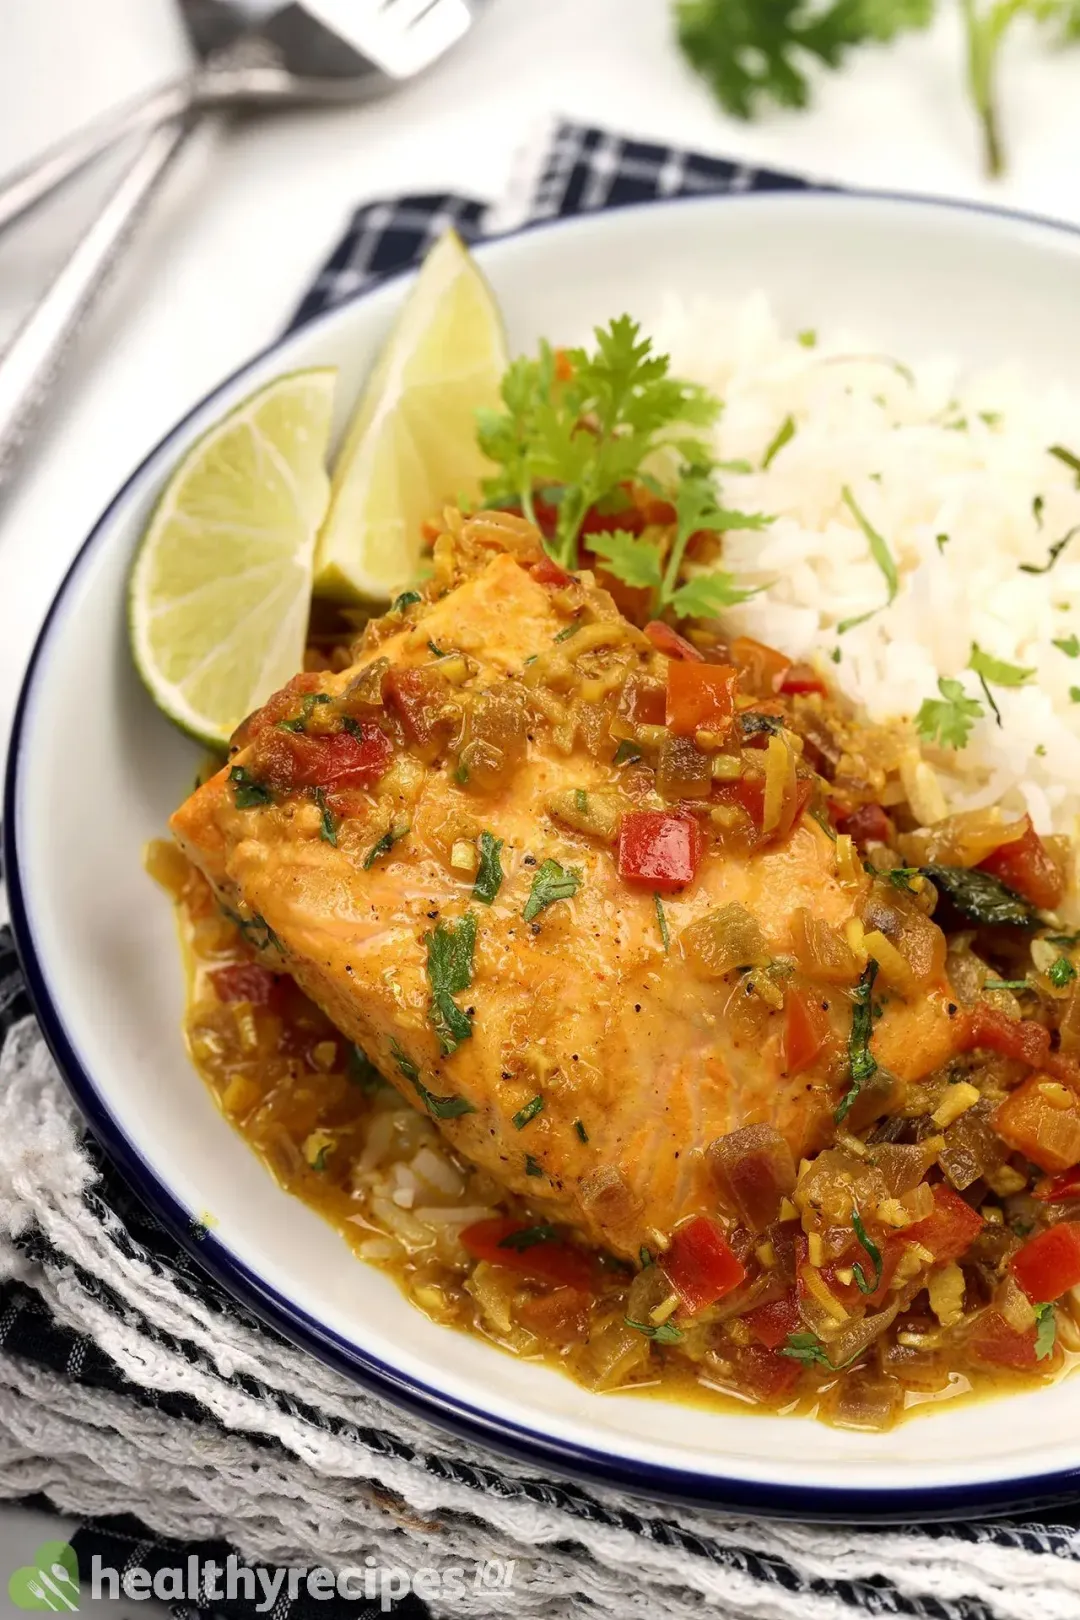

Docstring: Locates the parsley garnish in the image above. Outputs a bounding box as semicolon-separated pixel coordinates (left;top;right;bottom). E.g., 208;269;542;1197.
625;1316;683;1345
388;1037;476;1120
835;960;878;1123
1050;444;1080;486
524;1154;544;1177
1049;956;1077;988
915;676;983;750
1034;1301;1057;1360
851;1209;883;1294
574;1118;589;1143
837;484;899;632
230;766;272;809
425;913;477;1056
512;1094;544;1130
477;317;720;569
1020;526;1080;575
968;642;1035;689
391;590;422;613
313;787;337;846
523;859;581;922
762;413;796;470
1054;633;1080;657
363;820;408;869
781;1331;833;1368
654;893;671;953
473;831;504;905
499;1223;559;1251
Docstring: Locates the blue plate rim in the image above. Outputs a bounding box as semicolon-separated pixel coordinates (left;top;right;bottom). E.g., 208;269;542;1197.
7;184;1080;1522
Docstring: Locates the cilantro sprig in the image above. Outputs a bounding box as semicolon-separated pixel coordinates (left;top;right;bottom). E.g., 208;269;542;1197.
425;913;477;1056
477;317;720;569
915;677;984;750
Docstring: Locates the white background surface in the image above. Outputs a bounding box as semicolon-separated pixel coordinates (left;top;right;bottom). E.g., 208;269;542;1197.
0;0;1078;1605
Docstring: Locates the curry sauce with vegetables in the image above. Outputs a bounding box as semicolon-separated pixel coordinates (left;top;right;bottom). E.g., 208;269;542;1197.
153;321;1080;1431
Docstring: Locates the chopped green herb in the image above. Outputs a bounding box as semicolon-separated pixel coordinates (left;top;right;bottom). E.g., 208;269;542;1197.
388;1038;420;1083
969;642;1035;689
915;676;983;750
781;1332;833;1368
978;410;1002;427
313;787;338;846
1034;1301;1057;1361
347;1046;387;1092
935;533;950;553
1072;688;1080;704
1050;444;1080;486
639;1246;653;1269
389;1038;475;1119
613;738;643;764
310;1144;330;1173
851;1209;883;1294
739;711;783;737
885;867;921;893
797;328;817;348
363;819;408;868
654;893;671;953
524;1154;544;1177
830;646;842;663
837;484;898;633
553;621;581;643
575;1118;589;1143
473;831;504;905
835;960;879;1124
922;864;1037;929
1019;526;1080;576
574;787;589;813
1034;495;1045;528
625;1316;683;1345
277;692;331;733
454;758;470;784
1049;956;1077;989
497;1223;559;1251
229;766;272;809
523;858;581;923
512;1094;545;1130
425;912;477;1056
1054;633;1080;657
427;639;446;658
983;979;1031;992
391;590;422;613
221;907;284;955
1036;744;1047;757
762;413;796;470
1048;930;1080;948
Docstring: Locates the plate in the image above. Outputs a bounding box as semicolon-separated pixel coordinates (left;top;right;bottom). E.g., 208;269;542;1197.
8;190;1080;1519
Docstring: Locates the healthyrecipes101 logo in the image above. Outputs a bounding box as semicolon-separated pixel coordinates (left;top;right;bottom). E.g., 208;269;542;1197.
8;1541;80;1610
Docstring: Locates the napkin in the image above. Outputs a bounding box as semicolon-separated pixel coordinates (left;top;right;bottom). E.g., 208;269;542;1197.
1;120;1078;1620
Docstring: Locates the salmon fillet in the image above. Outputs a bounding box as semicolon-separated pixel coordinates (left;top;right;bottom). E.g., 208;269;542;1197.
172;515;958;1257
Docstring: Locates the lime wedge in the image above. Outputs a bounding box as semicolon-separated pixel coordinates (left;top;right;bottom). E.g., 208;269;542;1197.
129;367;336;749
313;228;507;604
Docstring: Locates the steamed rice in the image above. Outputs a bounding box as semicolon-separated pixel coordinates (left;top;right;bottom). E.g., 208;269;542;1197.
653;293;1080;852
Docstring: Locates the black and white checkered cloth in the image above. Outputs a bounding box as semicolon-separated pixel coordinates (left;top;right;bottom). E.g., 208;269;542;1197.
1;121;1078;1620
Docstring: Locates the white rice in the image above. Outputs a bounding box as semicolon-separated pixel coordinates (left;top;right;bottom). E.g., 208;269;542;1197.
652;293;1080;850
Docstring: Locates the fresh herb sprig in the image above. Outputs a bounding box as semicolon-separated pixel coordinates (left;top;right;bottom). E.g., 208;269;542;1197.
425;913;477;1056
835;960;879;1124
626;1316;684;1345
523;859;581;923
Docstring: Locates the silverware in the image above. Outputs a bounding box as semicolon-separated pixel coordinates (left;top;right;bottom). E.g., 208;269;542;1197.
0;0;473;494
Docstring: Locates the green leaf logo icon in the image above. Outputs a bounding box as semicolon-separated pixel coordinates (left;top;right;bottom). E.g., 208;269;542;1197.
8;1540;79;1610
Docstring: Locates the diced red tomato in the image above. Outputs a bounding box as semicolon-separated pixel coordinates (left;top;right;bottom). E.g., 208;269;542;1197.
1034;1168;1080;1202
231;672;324;750
386;667;451;759
258;725;392;792
617;810;702;892
978;816;1064;911
902;1183;984;1264
530;556;573;587
735;1343;802;1401
662;1214;747;1314
730;636;790;696
962;1003;1051;1072
967;1309;1041;1370
459;1218;595;1291
744;1290;801;1350
516;1285;592;1347
779;664;827;697
835;802;893;847
1011;1222;1080;1301
645;620;705;662
665;662;738;739
209;963;279;1005
781;989;830;1076
994;1073;1080;1174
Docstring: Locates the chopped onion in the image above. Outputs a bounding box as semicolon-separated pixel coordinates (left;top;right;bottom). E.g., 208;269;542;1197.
828;1370;903;1431
681;903;769;979
709;1124;797;1231
790;908;862;983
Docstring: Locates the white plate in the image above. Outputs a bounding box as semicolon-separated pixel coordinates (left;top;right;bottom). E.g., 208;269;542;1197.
8;191;1080;1518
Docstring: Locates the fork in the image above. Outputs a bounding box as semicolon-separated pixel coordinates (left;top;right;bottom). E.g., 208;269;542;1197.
0;0;474;493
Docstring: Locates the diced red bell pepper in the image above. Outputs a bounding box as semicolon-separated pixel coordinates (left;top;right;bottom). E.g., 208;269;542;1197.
744;1290;801;1350
735;1343;802;1401
258;724;393;792
902;1183;984;1264
665;662;738;739
645;620;705;661
968;1309;1041;1370
209;963;280;1005
662;1214;747;1314
1011;1222;1080;1301
779;664;827;697
730;636;790;696
836;802;893;847
994;1074;1080;1174
782;988;831;1077
1034;1168;1080;1201
530;556;573;587
617;810;702;892
459;1218;595;1291
978;816;1063;911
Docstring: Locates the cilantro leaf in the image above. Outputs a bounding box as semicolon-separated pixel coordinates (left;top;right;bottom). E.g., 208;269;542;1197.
1050;444;1080;486
841;483;899;606
762;413;796;469
1049;956;1077;989
473;831;504;905
915;676;984;750
625;1316;684;1345
512;1094;545;1130
669;571;761;618
523;859;581;923
968;643;1035;688
1034;1301;1057;1361
1019;526;1080;575
851;1208;883;1294
835;960;878;1123
1054;633;1080;657
498;1223;559;1251
589;528;663;590
230;766;272;809
388;1037;475;1120
363;819;408;869
314;787;338;847
425;913;477;1056
781;1331;833;1367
